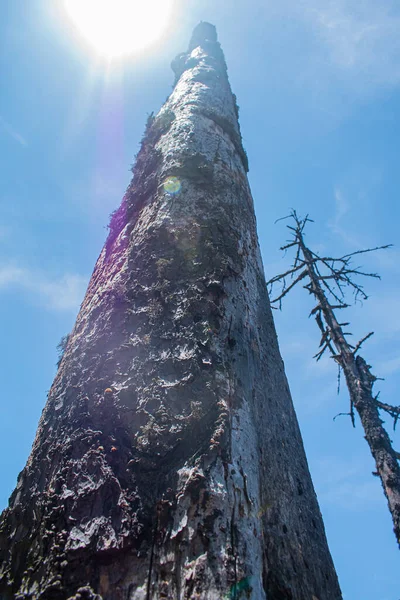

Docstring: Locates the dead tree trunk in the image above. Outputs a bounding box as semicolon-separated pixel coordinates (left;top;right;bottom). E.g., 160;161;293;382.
0;25;342;600
268;211;400;548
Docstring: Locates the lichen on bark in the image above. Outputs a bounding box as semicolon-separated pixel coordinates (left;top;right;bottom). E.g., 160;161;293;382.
0;22;342;600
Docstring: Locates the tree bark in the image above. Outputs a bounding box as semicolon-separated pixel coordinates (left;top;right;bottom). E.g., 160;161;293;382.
295;232;400;547
0;23;342;600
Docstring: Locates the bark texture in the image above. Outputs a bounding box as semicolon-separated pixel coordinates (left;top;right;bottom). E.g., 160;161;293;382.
0;23;342;600
267;211;400;547
299;239;400;546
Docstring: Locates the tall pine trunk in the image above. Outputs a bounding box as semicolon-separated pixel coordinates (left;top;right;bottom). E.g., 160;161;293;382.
0;23;342;600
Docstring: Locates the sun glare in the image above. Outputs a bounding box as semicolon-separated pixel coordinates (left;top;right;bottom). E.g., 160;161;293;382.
65;0;173;58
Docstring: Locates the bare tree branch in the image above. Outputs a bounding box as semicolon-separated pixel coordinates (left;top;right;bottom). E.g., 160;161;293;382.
353;332;374;355
267;210;400;547
375;398;400;431
269;269;308;306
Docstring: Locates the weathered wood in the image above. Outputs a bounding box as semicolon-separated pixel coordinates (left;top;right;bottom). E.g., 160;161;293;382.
268;210;400;548
0;24;342;599
298;225;400;548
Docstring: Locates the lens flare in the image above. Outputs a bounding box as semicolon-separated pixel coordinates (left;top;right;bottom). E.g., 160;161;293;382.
163;176;181;195
228;577;251;598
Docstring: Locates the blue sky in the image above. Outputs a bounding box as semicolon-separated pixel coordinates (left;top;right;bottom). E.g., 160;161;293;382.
1;1;399;598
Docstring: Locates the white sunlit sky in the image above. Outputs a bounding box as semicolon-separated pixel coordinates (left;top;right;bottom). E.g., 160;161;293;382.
1;1;399;598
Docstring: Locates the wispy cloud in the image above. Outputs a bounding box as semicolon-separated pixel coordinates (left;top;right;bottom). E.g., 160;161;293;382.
376;355;400;377
329;187;364;248
0;225;10;241
332;187;349;225
279;334;336;377
0;265;88;311
307;0;400;88
66;167;129;225
366;295;400;336
0;116;27;147
258;0;400;116
313;455;382;510
366;247;400;276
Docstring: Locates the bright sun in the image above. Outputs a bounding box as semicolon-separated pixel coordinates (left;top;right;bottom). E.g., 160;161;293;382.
65;0;173;58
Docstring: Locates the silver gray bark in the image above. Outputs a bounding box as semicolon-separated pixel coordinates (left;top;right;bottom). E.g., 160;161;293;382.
0;23;342;600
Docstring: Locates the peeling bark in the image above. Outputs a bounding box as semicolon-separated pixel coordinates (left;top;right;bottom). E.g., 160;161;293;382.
0;23;342;600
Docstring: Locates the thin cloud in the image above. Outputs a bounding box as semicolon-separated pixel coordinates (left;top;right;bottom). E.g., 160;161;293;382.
366;247;400;276
365;295;400;336
375;355;400;377
329;187;363;248
0;266;24;287
308;0;400;87
313;455;382;510
0;225;10;241
332;187;349;224
321;479;381;510
259;0;400;116
0;116;27;147
0;265;88;311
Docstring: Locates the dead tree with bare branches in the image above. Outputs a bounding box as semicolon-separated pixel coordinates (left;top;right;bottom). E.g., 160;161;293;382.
0;30;343;599
267;210;400;548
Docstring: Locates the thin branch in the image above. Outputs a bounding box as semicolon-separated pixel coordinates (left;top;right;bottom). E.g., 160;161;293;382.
337;364;341;395
269;270;308;305
267;263;304;286
274;214;293;225
309;304;321;317
333;412;353;421
314;340;334;361
340;244;393;260
375;398;400;431
280;241;298;251
353;332;374;355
